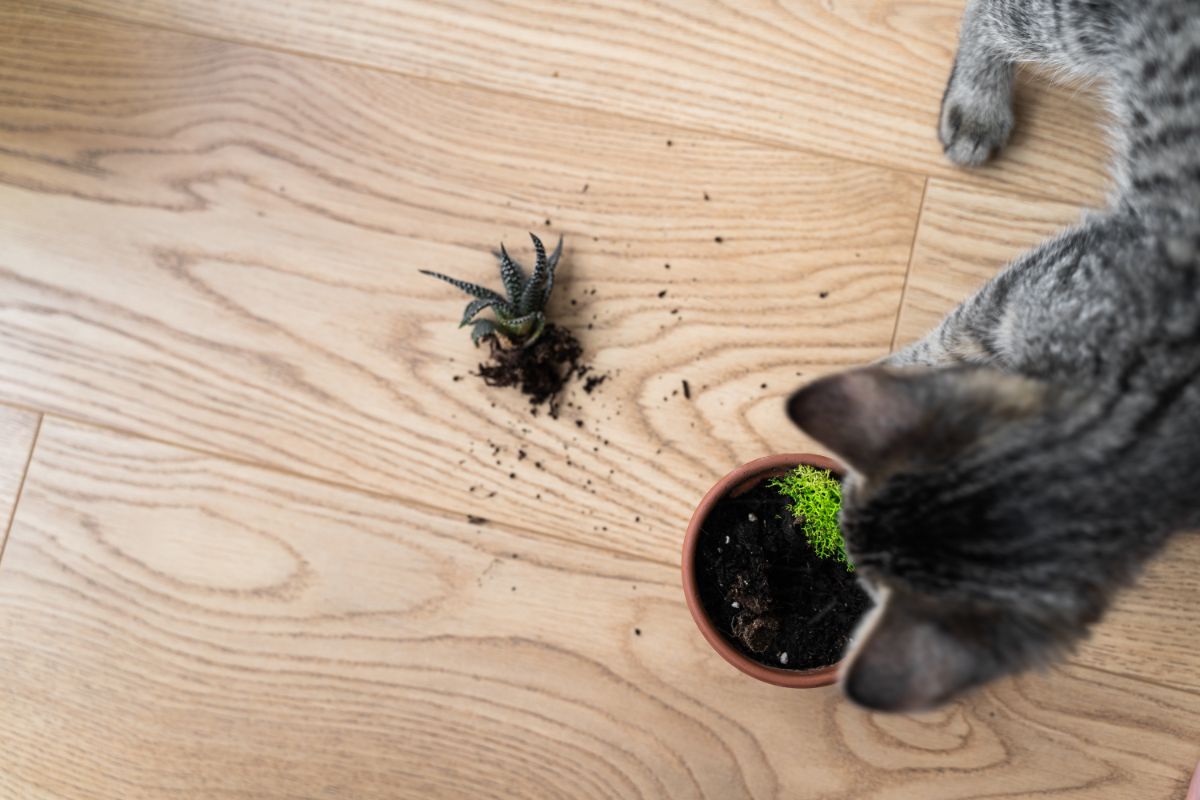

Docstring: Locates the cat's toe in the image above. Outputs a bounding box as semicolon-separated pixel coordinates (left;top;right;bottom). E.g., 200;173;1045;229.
939;99;1014;167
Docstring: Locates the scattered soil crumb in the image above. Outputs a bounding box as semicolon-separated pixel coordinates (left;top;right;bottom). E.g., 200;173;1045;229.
477;324;588;418
682;379;691;400
467;515;488;525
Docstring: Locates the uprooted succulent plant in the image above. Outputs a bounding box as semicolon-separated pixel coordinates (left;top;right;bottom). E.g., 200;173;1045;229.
421;233;563;346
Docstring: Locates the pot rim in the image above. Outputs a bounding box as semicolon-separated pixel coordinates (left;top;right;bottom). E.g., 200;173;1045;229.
682;452;847;688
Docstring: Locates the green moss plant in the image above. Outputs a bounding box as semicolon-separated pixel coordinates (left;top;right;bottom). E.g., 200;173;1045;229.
421;233;563;347
768;465;852;571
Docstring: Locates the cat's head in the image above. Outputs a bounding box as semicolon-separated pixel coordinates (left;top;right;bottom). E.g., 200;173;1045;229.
788;366;1121;712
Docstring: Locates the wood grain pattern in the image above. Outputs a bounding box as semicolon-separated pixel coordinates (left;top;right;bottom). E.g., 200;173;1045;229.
894;180;1085;349
1077;535;1200;694
0;6;922;566
48;0;1113;205
0;418;1196;799
1;2;1198;795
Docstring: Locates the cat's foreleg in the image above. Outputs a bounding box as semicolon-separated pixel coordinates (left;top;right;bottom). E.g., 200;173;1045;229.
939;0;1018;166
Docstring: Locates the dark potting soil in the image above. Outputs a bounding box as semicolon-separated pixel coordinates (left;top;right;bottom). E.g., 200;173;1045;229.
477;323;594;417
696;481;871;670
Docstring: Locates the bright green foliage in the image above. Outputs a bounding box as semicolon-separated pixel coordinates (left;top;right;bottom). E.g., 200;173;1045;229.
768;465;852;571
421;233;563;347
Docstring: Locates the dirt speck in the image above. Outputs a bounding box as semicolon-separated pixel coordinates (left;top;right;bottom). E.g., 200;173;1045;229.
477;323;585;418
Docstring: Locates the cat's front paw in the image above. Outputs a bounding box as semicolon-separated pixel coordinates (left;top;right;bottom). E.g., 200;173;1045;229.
938;75;1014;167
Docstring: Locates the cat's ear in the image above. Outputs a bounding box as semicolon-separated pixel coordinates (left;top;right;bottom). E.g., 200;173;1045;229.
785;368;926;474
786;366;1046;476
840;589;995;712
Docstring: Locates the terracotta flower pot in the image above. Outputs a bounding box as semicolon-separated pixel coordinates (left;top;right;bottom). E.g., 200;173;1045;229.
682;452;847;688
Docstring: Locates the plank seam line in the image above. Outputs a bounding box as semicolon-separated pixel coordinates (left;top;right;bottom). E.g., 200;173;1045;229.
0;413;43;570
889;176;930;353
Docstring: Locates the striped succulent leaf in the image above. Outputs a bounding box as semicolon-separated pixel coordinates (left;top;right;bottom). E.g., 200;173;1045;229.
519;233;552;314
497;244;526;304
460;296;512;326
469;319;498;345
503;311;545;342
542;235;563;307
424;234;565;347
419;270;506;303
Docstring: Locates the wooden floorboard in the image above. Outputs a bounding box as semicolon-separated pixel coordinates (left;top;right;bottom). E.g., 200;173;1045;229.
0;5;922;565
0;2;1197;796
0;418;1195;799
44;0;1114;205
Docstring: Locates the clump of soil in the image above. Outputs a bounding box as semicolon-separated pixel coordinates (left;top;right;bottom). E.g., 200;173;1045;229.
478;324;591;417
697;480;870;670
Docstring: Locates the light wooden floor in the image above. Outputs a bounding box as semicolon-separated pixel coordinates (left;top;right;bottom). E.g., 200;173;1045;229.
0;2;1197;798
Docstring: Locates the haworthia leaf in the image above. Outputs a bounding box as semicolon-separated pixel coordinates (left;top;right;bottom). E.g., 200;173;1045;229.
543;236;563;305
523;315;547;345
420;270;506;303
519;233;550;314
503;310;544;330
546;236;564;270
497;244;527;304
460;296;512;326
469;319;498;346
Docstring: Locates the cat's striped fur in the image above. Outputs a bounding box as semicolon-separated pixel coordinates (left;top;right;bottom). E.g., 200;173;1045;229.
789;0;1200;711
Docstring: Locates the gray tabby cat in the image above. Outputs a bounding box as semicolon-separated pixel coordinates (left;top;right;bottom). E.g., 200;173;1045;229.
788;0;1200;711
